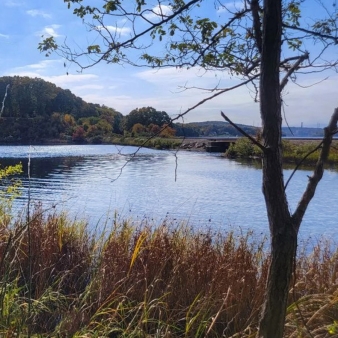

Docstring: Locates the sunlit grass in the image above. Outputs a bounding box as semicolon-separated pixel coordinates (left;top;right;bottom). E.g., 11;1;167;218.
226;138;338;165
282;140;338;164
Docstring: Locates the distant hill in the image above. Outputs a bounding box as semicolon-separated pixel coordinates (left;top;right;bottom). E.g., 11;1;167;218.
175;121;259;137
0;76;123;143
175;121;324;138
281;126;323;137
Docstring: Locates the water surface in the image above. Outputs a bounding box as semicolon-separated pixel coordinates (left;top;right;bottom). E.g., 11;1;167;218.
0;144;336;241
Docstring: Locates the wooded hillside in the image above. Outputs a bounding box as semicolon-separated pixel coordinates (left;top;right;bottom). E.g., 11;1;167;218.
0;76;322;144
0;76;123;143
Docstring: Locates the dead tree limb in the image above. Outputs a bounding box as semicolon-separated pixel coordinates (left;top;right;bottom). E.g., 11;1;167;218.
292;107;338;228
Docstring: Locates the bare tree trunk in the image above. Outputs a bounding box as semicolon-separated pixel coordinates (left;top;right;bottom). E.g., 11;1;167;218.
257;0;297;337
257;219;297;338
256;0;338;335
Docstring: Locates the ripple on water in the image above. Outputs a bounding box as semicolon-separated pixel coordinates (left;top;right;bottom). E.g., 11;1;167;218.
0;144;335;241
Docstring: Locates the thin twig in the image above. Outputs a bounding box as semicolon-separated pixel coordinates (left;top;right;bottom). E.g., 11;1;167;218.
282;102;294;136
284;141;323;190
0;84;10;117
283;23;338;44
292;107;338;229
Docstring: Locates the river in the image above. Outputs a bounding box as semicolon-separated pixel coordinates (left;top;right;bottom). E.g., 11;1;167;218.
0;144;336;241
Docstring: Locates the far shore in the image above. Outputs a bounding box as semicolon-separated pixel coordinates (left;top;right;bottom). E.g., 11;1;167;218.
0;137;334;160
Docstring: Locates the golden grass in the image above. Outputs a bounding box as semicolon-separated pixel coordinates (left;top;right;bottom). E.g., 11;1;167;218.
0;206;337;337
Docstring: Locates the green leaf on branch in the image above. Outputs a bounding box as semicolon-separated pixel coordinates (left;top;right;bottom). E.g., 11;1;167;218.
136;0;146;12
103;1;120;13
73;5;96;18
285;1;301;25
287;39;302;51
38;37;58;57
87;45;101;54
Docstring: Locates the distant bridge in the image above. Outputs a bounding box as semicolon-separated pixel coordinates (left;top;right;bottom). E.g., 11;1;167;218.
205;138;237;152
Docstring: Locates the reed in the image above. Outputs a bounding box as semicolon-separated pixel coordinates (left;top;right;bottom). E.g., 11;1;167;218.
0;207;337;337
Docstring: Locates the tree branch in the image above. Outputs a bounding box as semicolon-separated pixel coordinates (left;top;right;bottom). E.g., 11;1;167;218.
283;23;338;44
64;0;202;70
292;107;338;229
280;52;309;91
250;0;262;53
284;140;323;190
169;74;260;122
1;84;10;117
191;8;250;68
220;111;266;151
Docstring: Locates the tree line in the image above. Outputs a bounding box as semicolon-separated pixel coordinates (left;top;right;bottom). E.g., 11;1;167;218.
0;76;256;143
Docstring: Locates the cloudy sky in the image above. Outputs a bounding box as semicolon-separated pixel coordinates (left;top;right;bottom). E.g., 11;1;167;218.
0;0;337;127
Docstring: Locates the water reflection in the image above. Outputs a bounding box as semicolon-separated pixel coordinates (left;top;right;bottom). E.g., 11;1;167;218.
0;145;336;240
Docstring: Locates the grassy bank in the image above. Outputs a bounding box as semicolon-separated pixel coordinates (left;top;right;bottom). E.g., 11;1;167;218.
0;206;337;337
226;137;338;165
110;136;183;150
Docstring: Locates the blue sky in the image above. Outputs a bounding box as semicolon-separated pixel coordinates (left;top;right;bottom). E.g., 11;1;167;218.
0;0;337;127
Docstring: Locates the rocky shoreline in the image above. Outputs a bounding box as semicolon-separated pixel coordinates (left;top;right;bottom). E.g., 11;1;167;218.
178;138;209;151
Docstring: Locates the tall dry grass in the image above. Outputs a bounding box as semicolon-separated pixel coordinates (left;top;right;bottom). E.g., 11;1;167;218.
0;206;337;337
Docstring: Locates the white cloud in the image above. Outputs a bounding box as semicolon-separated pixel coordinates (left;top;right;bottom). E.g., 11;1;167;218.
135;67;231;88
38;25;61;38
0;33;10;39
10;60;63;73
6;64;99;89
5;71;44;78
28;60;61;70
6;59;101;95
27;9;51;19
111;69;338;124
95;25;131;36
46;74;99;87
80;93;132;109
136;67;191;81
144;5;173;20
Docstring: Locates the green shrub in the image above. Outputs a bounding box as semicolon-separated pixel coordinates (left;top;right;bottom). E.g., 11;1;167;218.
227;139;338;166
0;163;22;226
226;137;262;158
